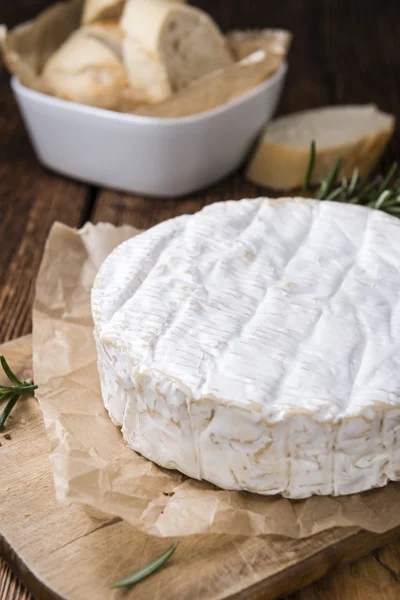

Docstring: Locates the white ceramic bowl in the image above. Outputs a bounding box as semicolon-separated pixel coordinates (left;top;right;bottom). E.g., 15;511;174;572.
11;63;287;198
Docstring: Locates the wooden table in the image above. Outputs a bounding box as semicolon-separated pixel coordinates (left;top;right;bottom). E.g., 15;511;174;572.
1;1;400;598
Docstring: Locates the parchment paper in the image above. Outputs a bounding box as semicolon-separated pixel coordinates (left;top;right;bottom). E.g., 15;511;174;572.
0;0;83;94
0;0;291;116
32;221;400;538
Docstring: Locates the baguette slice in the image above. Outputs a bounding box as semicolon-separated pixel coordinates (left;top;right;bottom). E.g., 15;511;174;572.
41;21;137;110
81;0;187;26
82;0;126;25
121;0;233;103
247;105;395;190
122;35;172;103
133;50;282;118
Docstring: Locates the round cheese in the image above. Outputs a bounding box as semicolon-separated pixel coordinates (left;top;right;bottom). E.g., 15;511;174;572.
91;198;400;498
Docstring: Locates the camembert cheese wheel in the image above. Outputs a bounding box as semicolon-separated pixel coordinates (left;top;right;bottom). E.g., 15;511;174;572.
92;198;400;498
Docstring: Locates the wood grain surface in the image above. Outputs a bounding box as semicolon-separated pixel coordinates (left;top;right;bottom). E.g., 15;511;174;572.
1;1;400;599
1;335;400;600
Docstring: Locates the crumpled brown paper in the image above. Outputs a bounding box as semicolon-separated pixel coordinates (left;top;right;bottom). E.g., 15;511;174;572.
0;0;291;116
0;0;83;94
32;221;400;538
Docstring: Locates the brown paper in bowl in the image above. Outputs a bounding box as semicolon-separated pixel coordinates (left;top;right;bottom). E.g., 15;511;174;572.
0;0;83;94
32;221;400;539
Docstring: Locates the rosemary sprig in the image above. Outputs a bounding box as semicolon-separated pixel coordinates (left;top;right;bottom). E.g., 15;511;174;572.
111;541;179;589
0;356;38;431
302;143;400;215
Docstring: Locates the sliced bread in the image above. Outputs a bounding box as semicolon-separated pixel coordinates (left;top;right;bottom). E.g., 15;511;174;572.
122;35;172;104
121;0;233;103
41;21;136;110
82;0;126;25
81;0;187;26
246;105;395;190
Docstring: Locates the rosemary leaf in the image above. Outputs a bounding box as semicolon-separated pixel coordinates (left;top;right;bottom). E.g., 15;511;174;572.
373;190;393;209
0;356;38;431
301;139;316;196
378;162;398;194
315;180;328;200
384;195;400;208
325;186;346;202
0;393;21;431
386;205;400;215
317;158;342;200
111;542;179;589
0;393;13;407
348;168;360;196
1;356;23;386
0;384;37;394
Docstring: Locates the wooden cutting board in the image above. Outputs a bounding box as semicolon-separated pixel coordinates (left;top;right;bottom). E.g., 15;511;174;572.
1;335;400;600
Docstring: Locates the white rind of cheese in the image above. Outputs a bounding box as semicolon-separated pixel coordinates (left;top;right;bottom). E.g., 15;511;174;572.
91;198;400;498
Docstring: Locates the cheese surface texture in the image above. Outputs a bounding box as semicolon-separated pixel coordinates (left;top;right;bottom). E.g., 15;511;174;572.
92;198;400;498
